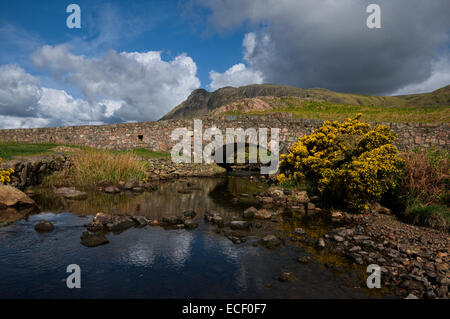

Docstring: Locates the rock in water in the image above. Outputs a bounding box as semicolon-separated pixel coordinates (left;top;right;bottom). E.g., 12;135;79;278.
278;272;297;282
104;186;120;194
184;219;199;230
230;221;250;230
0;185;36;207
254;209;272;220
318;238;326;248
297;256;314;264
261;235;281;248
243;207;257;219
80;231;109;247
93;212;111;225
123;180;138;190
183;210;196;218
132;216;149;227
53;187;88;200
34;220;55;232
162;216;184;225
106;216;136;231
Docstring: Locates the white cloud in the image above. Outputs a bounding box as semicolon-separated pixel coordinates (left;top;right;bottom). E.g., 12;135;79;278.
208;33;265;91
0;45;201;128
0;115;50;129
0;64;113;128
37;88;107;126
0;64;42;117
391;56;450;95
209;63;264;91
32;45;201;122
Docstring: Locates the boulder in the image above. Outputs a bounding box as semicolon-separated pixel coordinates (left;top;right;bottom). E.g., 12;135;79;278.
331;210;344;220
306;202;316;213
261;234;281;248
230;221;250;230
34;220;54;232
294;190;310;204
132;216;149;227
86;222;104;232
54;187;87;200
106;215;136;231
204;210;215;222
80;231;109;247
317;238;326;248
0;185;36;207
123;180;138;190
297;255;314;264
93;212;111;225
131;187;145;193
278;272;297;282
254;209;272;220
162;215;184;225
104;186;120;194
183;210;196;218
243;206;257;219
184;218;199;230
149;220;160;226
371;202;391;215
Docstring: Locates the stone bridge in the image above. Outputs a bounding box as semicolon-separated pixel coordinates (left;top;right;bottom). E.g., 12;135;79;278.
0;113;448;155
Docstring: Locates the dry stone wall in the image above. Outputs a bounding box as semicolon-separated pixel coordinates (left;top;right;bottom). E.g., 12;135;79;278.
0;114;448;153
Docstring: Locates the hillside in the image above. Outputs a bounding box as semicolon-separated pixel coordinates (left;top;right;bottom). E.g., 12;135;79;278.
161;84;450;123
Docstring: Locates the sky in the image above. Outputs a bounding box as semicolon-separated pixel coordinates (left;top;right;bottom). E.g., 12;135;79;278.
0;0;449;128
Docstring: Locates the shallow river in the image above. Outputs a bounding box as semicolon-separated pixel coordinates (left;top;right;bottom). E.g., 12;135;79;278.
0;175;386;298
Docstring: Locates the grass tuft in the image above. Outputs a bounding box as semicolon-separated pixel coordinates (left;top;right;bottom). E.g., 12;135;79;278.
402;202;450;231
43;149;149;188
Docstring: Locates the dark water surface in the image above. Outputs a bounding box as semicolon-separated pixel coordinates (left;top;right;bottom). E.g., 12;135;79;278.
0;175;380;298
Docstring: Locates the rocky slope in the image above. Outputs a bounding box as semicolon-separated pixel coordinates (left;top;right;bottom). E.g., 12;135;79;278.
161;84;450;120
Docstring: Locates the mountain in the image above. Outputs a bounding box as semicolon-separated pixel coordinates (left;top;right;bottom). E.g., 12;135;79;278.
160;84;450;121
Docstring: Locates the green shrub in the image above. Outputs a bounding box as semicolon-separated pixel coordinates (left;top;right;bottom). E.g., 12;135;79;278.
402;202;450;231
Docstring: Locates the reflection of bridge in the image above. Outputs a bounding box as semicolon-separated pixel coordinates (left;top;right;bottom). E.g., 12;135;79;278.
214;142;275;172
0;114;447;152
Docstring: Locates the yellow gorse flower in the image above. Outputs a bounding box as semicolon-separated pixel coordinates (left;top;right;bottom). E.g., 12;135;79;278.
0;158;14;184
277;114;405;212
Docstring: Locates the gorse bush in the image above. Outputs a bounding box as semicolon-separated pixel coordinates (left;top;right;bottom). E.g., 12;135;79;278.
277;114;405;212
0;158;14;184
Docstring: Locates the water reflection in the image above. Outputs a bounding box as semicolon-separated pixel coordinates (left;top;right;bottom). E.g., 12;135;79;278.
0;176;378;299
31;176;265;222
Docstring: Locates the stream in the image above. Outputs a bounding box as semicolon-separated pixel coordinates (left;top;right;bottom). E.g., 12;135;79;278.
0;174;387;298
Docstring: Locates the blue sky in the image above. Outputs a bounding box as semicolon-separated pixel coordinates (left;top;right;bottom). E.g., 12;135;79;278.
0;0;246;89
0;0;449;128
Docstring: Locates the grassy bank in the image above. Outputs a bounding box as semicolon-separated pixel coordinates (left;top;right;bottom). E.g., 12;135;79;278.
111;148;170;159
0;142;169;188
399;149;450;231
0;142;168;160
0;142;58;159
226;98;450;124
